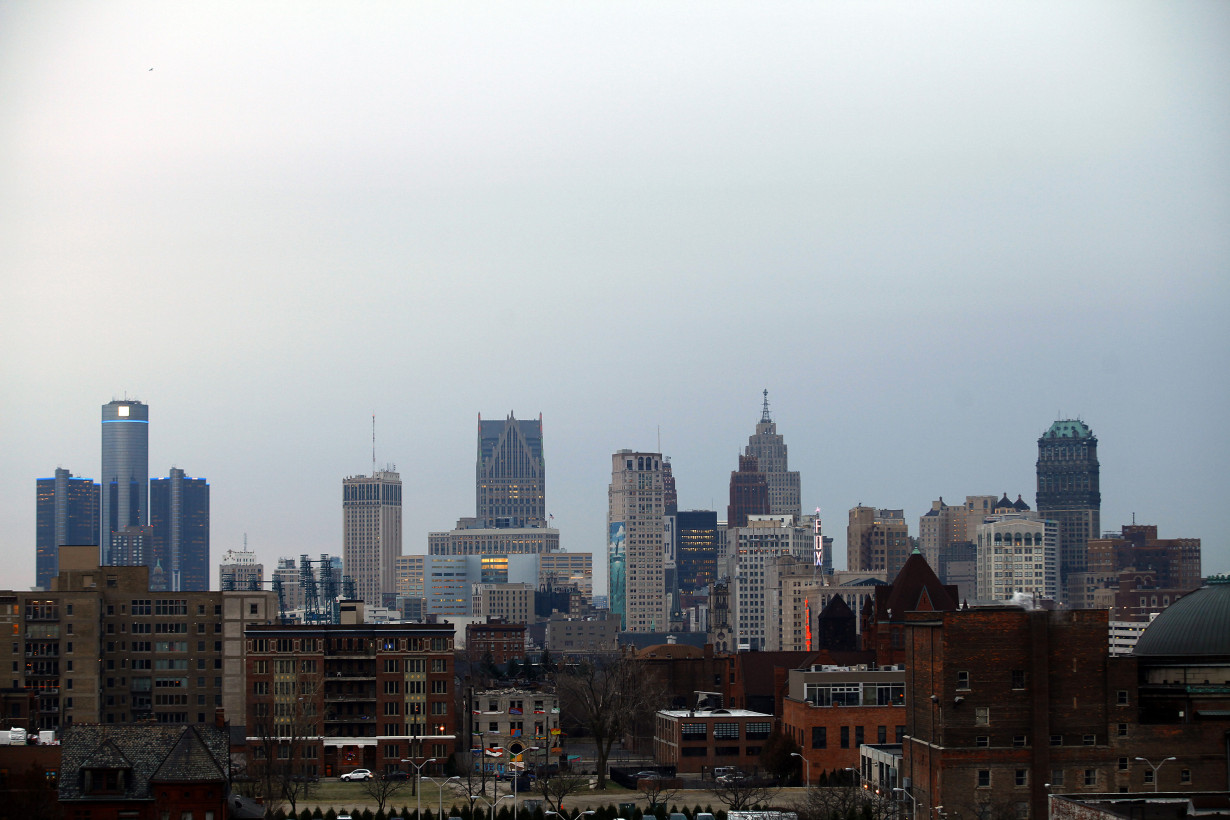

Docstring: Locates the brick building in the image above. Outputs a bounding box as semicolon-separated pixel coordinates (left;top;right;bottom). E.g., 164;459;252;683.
653;707;775;774
860;550;958;667
466;620;527;665
901;581;1230;820
781;665;907;777
0;545;275;732
244;610;456;778
469;687;559;776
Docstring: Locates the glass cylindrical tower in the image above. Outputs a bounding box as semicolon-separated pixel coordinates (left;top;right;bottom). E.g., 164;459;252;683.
101;399;149;564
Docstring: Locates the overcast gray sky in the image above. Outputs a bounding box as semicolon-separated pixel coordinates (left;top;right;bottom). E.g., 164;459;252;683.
2;1;1227;593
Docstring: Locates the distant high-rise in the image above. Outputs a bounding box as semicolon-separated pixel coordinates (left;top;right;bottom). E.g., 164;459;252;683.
847;506;910;577
100;399;149;564
608;451;666;632
219;547;263;591
676;510;718;593
727;454;769;529
744;390;801;518
477;413;545;528
343;470;402;607
662;458;678;516
35;468;100;589
150;467;210;591
1035;419;1101;598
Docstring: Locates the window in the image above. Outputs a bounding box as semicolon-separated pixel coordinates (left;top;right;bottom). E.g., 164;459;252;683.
811;727;826;749
977;770;990;788
1181;769;1191;784
681;723;706;740
840;726;850;748
1143;769;1154;784
1117;723;1127;737
1082;734;1095;745
746;722;771;740
1051;769;1064;787
1084;770;1096;787
976;736;990;747
714;723;739;739
855;726;864;747
1118;758;1128;771
1015;770;1027;787
1050;734;1062;746
957;671;970;689
1011;670;1025;690
975;707;989;726
1117;690;1129;705
877;725;887;744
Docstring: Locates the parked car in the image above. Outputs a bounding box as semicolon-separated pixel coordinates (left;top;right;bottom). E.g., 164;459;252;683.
634;770;664;780
384;770;411;781
340;768;374;781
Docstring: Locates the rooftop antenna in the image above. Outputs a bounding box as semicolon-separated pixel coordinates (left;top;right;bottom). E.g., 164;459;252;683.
243;532;248;551
372;413;376;475
761;389;772;423
657;425;661;453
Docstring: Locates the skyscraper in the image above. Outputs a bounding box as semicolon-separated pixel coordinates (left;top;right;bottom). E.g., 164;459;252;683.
100;399;149;565
1035;419;1101;599
676;509;718;593
219;546;264;591
608;450;666;632
35;468;100;589
744;390;801;518
476;413;545;528
343;470;403;607
150;467;210;591
727;454;769;529
847;506;910;576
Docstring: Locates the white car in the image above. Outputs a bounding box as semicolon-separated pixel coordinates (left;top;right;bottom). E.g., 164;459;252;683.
340;768;374;781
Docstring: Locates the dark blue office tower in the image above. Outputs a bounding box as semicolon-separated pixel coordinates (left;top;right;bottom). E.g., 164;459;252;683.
150;468;210;591
35;468;100;588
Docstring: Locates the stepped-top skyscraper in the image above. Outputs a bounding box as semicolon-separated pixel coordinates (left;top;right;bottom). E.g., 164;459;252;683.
477;412;545;528
150;467;210;591
343;469;403;607
35;468;100;589
745;390;801;518
1036;419;1101;595
101;399;149;565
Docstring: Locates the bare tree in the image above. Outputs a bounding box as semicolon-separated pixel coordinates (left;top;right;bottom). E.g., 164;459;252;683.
534;773;590;813
709;776;778;812
799;782;895;820
363;773;411;813
553;654;664;790
639;776;679;813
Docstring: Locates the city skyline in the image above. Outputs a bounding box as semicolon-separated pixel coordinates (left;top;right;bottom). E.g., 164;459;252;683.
2;3;1227;591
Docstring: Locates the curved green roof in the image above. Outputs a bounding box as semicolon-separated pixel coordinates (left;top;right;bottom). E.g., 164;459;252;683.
1133;578;1230;659
1042;419;1094;439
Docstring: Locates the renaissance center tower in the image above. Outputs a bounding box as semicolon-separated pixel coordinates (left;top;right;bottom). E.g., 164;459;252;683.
101;399;149;564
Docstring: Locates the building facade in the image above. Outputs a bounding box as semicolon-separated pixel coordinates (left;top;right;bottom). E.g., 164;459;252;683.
653;707;775;774
782;665;907;775
609;451;667;632
343;470;403;607
476;413;545;528
219;547;264;591
149;467;210;592
1036;419;1100;601
0;545;275;732
848;507;911;578
974;513;1058;601
744;390;801;519
35;468;100;590
727;455;769;530
244;617;456;778
676;510;719;594
100;399;149;566
470;688;559;776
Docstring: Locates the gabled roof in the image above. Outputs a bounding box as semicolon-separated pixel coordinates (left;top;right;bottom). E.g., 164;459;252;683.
151;726;227;783
818;595;854;621
878;552;959;618
59;723;229;802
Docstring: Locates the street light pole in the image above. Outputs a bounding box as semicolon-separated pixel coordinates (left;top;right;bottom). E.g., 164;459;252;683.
1134;757;1176;793
791;752;811;787
894;787;919;820
425;774;461;819
403;757;438;820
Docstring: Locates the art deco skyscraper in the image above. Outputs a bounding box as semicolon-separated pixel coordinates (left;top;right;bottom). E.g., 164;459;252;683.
608;451;666;632
744;390;801;519
1036;419;1101;595
476;413;545;528
101;399;149;565
343;470;402;607
150;467;210;591
727;454;769;529
35;468;100;589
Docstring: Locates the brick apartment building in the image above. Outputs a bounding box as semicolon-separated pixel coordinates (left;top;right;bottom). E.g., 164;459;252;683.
244;608;456;778
901;582;1230;820
0;545;275;732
